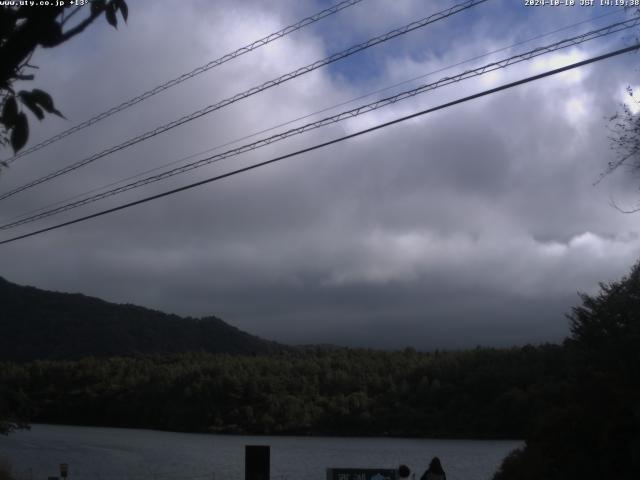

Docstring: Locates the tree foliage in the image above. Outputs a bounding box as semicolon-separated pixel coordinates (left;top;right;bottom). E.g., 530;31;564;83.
0;0;128;154
0;345;565;439
0;1;128;433
0;384;31;436
493;261;640;480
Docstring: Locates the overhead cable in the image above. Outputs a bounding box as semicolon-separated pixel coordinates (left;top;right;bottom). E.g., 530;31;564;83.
0;0;489;202
2;0;366;164
9;6;623;225
1;43;637;246
6;8;622;226
2;16;637;231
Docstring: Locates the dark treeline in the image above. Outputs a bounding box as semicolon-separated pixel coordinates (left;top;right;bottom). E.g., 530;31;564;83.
492;262;640;480
0;344;565;439
2;262;639;479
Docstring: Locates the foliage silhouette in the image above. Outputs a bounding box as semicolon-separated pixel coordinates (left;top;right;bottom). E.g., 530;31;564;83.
0;1;127;154
493;261;640;480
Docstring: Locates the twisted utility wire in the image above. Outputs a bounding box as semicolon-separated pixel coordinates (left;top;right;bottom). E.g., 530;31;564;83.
0;0;489;201
1;15;636;231
6;8;623;225
1;43;637;246
3;0;366;164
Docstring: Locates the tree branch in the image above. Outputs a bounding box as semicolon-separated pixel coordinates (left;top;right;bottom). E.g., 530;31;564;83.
58;5;106;44
608;194;640;214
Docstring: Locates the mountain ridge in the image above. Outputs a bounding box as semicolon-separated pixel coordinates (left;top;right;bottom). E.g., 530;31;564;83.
0;276;282;361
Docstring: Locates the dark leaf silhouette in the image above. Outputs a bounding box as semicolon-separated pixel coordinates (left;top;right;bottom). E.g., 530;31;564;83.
105;3;118;28
2;97;18;128
29;89;63;117
115;0;128;22
39;22;63;47
0;0;127;154
10;112;28;152
91;0;106;16
18;92;45;120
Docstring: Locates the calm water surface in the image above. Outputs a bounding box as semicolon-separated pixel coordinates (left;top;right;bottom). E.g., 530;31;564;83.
0;425;521;480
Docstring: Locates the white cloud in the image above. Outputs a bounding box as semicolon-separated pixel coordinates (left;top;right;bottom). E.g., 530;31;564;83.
2;1;639;348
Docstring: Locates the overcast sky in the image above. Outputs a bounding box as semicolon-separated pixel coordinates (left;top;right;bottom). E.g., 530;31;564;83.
2;0;640;349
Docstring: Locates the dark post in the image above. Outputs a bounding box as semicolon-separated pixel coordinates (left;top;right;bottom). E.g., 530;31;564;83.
245;445;270;480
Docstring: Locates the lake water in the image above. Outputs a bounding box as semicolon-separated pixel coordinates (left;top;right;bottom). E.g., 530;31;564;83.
0;425;521;480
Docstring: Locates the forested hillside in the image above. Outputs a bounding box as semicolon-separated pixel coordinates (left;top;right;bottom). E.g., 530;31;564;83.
0;345;564;438
0;276;281;360
3;262;638;479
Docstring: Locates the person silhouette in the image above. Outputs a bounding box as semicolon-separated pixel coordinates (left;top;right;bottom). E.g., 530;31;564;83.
420;457;446;480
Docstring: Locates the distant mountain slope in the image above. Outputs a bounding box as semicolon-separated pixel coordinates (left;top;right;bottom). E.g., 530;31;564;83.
0;276;282;360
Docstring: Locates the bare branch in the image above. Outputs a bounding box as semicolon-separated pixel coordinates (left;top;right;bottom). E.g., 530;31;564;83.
58;4;107;43
608;194;640;214
61;5;83;27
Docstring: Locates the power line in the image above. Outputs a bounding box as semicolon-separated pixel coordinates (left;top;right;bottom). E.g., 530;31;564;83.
5;8;620;226
1;43;636;247
7;7;623;225
2;0;366;164
0;0;489;202
2;16;636;231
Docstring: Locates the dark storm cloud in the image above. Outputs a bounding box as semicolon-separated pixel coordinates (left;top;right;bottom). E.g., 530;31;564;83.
2;0;640;349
